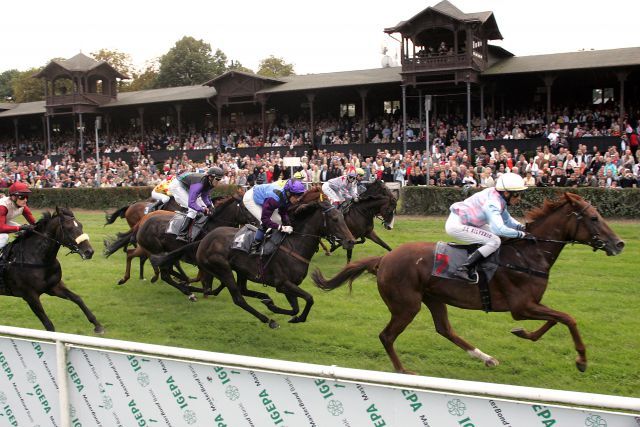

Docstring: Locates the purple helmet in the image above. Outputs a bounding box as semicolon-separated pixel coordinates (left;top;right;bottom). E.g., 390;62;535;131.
284;179;305;195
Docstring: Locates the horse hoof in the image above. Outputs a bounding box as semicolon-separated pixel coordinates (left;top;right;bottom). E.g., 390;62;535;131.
288;316;301;323
510;328;528;339
576;360;587;372
150;277;158;283
485;358;500;367
188;294;198;302
117;279;127;286
400;369;417;375
94;326;105;335
324;252;331;256
268;320;279;329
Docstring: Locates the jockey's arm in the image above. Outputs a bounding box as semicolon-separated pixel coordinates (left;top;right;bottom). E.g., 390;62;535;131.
0;206;22;233
187;183;206;212
22;206;36;225
260;199;283;230
484;203;521;238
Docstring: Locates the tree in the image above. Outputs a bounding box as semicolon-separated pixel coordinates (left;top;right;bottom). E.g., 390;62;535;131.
0;69;19;101
123;61;159;92
227;60;254;74
90;49;133;77
156;36;226;87
257;55;295;78
12;68;45;103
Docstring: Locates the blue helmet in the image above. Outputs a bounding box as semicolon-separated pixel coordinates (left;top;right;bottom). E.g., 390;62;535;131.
284;179;305;195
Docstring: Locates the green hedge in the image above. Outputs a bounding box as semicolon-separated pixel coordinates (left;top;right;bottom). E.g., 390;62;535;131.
4;185;241;210
401;186;640;218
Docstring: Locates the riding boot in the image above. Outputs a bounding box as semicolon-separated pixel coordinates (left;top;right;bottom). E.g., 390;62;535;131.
176;217;193;242
453;250;485;282
250;228;265;254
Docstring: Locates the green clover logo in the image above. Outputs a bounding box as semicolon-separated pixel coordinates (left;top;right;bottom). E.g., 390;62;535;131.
327;399;344;416
447;399;466;417
585;414;607;427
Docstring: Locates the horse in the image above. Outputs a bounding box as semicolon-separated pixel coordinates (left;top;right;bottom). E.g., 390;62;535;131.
104;197;182;280
312;192;625;374
332;179;397;263
152;188;356;328
104;193;256;298
1;207;103;333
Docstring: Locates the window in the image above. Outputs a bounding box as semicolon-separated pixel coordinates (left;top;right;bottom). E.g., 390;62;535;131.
384;100;400;114
340;103;356;118
592;88;614;104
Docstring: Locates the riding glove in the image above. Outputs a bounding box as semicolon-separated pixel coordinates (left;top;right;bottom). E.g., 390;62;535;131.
19;224;35;232
521;232;536;241
353;197;359;203
279;225;294;234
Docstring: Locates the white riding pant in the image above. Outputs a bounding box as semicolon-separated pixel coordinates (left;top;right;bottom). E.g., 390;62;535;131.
243;187;282;226
0;221;19;249
169;179;205;219
151;191;170;204
321;183;343;205
445;213;501;257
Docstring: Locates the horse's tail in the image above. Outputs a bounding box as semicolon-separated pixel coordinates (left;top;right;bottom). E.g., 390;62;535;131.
312;256;382;291
103;229;135;257
149;241;201;268
104;205;130;225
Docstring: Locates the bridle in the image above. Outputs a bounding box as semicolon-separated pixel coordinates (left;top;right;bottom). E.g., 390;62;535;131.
567;202;607;251
29;214;90;258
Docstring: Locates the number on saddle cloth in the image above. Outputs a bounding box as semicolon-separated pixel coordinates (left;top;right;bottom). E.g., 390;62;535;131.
167;212;189;235
231;224;286;256
432;242;500;282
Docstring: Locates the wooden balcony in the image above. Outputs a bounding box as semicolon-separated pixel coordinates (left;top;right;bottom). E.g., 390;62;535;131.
47;93;113;106
402;54;472;73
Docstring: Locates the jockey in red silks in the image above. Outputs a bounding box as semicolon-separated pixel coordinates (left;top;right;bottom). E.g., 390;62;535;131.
0;182;36;251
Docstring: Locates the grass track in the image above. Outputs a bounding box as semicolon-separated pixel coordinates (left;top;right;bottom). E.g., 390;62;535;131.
0;210;637;397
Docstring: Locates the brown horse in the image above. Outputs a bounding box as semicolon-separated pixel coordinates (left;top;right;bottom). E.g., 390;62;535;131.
312;193;624;373
104;197;182;280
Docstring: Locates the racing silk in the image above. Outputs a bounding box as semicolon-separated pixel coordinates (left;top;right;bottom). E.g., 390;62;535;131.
153;177;173;195
177;173;213;213
450;187;522;238
326;175;358;201
252;182;291;229
0;197;36;233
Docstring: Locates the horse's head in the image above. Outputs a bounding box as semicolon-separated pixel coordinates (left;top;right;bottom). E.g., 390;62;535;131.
563;193;624;256
52;207;94;259
360;180;397;230
291;199;356;250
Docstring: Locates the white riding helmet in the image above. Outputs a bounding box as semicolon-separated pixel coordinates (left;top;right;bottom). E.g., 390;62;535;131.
495;173;527;192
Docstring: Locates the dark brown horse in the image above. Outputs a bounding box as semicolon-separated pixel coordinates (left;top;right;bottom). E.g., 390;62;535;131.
104;197;182;280
152;188;356;328
312;193;624;373
2;207;103;332
105;194;256;297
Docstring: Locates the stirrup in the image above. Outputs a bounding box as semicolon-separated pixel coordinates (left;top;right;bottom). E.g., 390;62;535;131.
453;268;479;284
250;242;262;254
176;234;190;242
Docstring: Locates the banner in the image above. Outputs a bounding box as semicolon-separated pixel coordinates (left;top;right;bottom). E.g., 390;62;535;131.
0;337;638;426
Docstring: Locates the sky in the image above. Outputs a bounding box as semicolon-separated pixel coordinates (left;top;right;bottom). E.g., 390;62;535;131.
2;0;639;75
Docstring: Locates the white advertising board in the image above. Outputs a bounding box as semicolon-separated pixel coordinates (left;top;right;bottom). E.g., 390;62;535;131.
0;328;637;426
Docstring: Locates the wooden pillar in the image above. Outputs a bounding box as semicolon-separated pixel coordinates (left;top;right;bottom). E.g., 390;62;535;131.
105;114;111;143
216;99;223;149
12;118;18;145
616;71;630;127
175;103;183;140
480;84;485;131
466;80;472;156
137;107;145;138
542;74;557;124
402;85;407;153
45;114;51;155
306;93;316;146
357;89;367;144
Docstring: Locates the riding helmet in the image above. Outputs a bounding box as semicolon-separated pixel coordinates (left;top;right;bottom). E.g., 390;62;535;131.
9;182;32;195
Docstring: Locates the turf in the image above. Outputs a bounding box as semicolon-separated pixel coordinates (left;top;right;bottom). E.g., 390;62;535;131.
0;210;637;398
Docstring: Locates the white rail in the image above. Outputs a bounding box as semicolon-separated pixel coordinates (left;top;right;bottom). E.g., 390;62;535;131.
0;324;638;414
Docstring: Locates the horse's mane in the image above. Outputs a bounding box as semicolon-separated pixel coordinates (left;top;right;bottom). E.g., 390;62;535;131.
525;195;571;223
298;187;325;203
213;195;236;209
361;180;395;201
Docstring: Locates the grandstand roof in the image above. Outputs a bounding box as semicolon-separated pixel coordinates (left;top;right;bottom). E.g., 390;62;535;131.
0;103;16;111
0;101;45;117
483;47;640;75
101;85;216;108
256;67;402;94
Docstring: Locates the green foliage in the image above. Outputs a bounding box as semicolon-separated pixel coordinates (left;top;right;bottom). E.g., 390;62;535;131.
257;55;295;78
4;185;240;210
0;69;19;100
156;36;226;87
402;186;640;218
11;67;45;102
0;213;637;397
90;48;133;77
122;61;159;92
227;59;254;74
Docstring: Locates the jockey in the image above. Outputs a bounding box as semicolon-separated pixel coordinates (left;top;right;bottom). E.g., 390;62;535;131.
169;167;224;242
148;175;174;213
445;172;533;281
243;179;306;252
322;170;359;206
0;182;36;251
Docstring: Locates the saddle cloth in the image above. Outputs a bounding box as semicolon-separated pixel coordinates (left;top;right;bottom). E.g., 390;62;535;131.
432;242;500;282
231;225;286;256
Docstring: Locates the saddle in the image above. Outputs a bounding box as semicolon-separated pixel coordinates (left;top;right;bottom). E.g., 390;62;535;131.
166;212;208;241
231;225;286;257
432;242;500;312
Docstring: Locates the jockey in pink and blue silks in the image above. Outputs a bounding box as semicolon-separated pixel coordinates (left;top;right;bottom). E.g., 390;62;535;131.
445;172;535;281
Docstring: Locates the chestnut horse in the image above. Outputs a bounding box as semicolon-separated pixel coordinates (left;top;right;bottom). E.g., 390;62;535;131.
312;193;624;373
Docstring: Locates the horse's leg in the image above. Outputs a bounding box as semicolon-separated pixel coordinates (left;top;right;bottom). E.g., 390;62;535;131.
150;263;160;283
425;300;499;368
279;281;313;323
319;240;331;256
367;230;393;251
511;303;587;372
188;270;202;284
378;294;422;374
118;246;144;285
158;266;198;301
23;293;55;332
346;248;353;264
511;320;557;341
138;255;147;280
48;281;104;334
239;276;297;315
